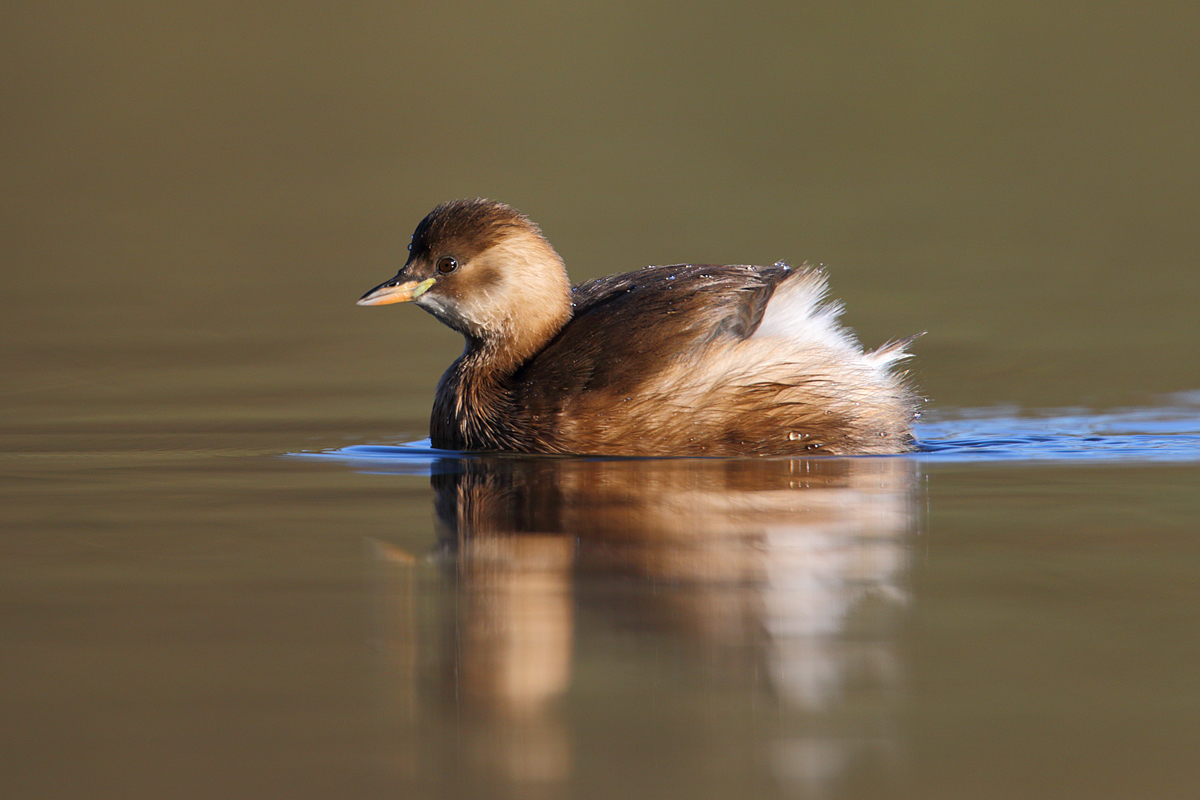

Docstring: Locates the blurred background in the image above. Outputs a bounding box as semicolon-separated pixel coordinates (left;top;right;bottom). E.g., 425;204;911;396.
3;3;1199;800
4;0;1197;438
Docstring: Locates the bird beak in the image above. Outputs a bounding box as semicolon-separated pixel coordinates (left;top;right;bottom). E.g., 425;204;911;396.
356;276;436;306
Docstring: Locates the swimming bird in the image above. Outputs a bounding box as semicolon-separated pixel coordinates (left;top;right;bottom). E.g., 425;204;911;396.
358;199;918;456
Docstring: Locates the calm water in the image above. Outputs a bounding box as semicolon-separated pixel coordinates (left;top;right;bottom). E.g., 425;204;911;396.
4;408;1197;799
4;1;1200;799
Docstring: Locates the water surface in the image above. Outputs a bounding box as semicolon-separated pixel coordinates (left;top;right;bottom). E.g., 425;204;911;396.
4;1;1200;798
8;405;1198;799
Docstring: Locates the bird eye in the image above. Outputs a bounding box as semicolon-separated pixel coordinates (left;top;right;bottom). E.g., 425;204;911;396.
436;256;459;274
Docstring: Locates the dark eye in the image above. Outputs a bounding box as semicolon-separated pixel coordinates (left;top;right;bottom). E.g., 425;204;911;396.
436;256;459;274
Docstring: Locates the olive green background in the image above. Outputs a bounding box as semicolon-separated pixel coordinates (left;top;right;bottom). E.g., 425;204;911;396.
2;2;1198;799
5;0;1197;435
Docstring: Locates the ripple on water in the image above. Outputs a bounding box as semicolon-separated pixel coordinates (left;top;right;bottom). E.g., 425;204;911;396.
296;392;1200;468
915;392;1200;463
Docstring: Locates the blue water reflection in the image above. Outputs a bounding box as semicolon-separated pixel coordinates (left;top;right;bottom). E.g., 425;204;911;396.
916;393;1200;462
303;395;1200;469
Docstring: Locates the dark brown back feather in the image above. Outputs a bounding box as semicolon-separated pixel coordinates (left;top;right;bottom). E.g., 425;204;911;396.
515;264;792;411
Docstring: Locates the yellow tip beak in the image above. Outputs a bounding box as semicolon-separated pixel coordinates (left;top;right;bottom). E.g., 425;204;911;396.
356;277;436;306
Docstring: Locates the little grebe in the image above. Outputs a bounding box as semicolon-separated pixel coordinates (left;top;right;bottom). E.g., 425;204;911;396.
358;199;919;456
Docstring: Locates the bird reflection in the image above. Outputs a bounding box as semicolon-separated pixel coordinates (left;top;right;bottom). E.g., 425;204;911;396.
376;455;916;795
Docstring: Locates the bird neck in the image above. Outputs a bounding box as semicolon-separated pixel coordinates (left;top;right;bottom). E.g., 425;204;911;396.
463;233;573;373
432;348;518;451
